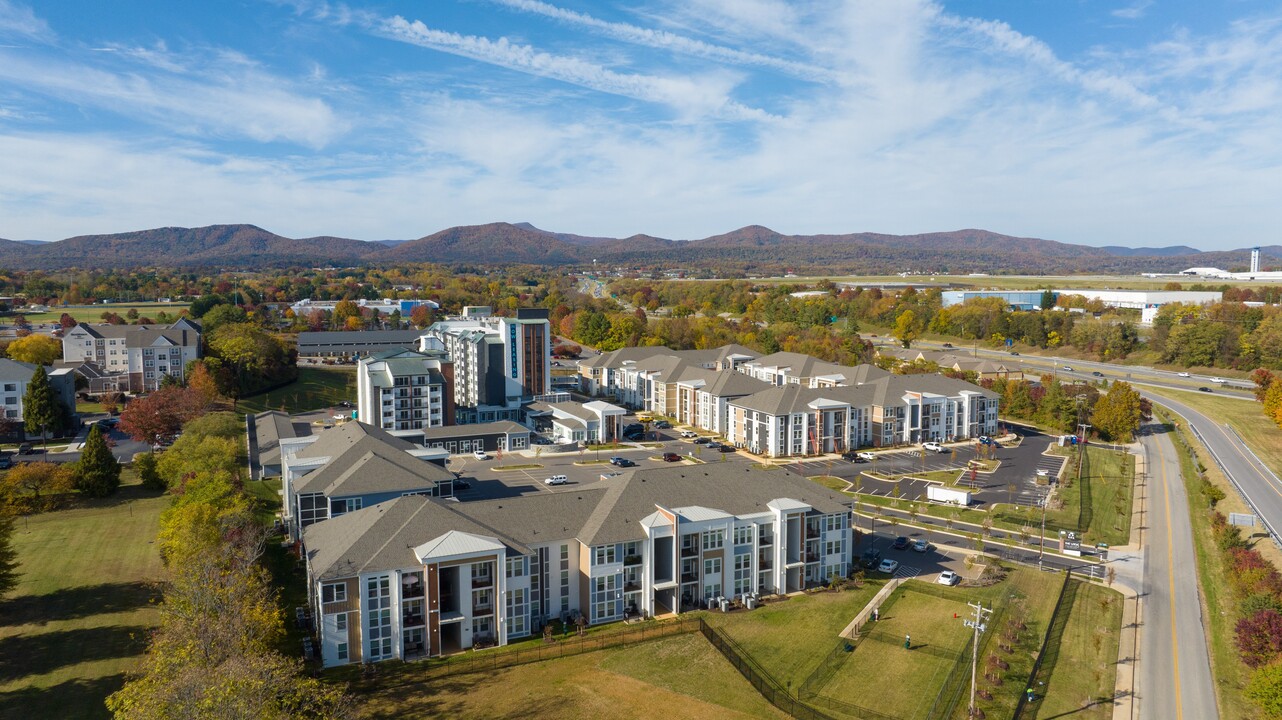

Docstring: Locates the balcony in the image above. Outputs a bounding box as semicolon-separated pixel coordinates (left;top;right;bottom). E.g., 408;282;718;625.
624;581;641;593
402;613;425;627
680;546;698;558
805;552;819;563
758;556;772;570
401;582;424;598
403;641;427;660
758;535;773;547
472;602;494;617
681;572;697;584
623;554;642;567
805;527;821;539
472;575;493;589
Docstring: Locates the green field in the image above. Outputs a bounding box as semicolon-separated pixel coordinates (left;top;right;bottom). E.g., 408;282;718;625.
236;366;356;415
1032;579;1124;720
10;302;189;325
0;481;167;719
1151;388;1282;480
354;632;785;720
1044;445;1135;547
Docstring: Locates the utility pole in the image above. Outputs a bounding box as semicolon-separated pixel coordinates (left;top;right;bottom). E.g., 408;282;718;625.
965;601;992;718
1077;422;1091;486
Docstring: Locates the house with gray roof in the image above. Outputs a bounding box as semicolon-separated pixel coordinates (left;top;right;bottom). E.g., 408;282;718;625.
61;319;201;392
0;359;76;428
301;462;853;667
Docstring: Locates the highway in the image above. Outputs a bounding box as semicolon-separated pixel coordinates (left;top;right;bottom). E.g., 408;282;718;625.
1144;389;1282;545
1133;425;1219;720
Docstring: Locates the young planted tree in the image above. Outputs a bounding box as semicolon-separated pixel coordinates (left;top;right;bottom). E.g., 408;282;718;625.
134;451;165;492
23;366;58;450
75;425;121;498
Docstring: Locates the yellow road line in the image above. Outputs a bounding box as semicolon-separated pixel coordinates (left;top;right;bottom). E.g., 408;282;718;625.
1217;423;1282;499
1158;444;1184;720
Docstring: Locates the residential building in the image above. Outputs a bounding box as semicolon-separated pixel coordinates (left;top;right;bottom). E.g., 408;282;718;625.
279;422;458;540
60;318;202;392
290;298;439;317
302;463;853;667
419;308;551;424
0;359;76;425
420;420;532;454
297;330;424;359
525;400;627;443
356;349;454;432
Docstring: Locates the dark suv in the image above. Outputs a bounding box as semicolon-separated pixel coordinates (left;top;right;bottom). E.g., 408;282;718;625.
859;549;882;569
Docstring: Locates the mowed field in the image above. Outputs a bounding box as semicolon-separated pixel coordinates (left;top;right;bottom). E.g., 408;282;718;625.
0;482;167;719
237;366;356;415
356;632;785;720
12;302;189;325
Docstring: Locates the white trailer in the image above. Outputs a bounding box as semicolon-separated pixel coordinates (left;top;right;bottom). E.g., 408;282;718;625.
927;486;972;507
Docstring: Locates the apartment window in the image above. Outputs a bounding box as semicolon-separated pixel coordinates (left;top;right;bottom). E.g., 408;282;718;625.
506;556;527;578
733;526;753;546
330;498;362;516
560;570;570;600
733;554;753;597
703;558;721;576
366;576;393;660
506;587;529;638
591;575;619;622
322;583;347;603
704;582;722;600
702;529;724;551
336;642;348;661
3;397;14;406
824;540;842;557
335;613;347;631
2;384;13;392
593;545;616;566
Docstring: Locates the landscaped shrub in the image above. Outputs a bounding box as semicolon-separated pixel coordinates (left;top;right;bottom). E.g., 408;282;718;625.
1236;608;1282;668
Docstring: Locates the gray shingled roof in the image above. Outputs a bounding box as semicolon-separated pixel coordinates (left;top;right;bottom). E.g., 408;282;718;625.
294;444;454;497
297;330;424;346
0;358;37;382
420;420;528;440
295;421;417;460
454;489;609;545
253;411;299;467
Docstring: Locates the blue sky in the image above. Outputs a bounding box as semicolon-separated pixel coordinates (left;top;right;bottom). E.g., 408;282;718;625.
1;1;1280;250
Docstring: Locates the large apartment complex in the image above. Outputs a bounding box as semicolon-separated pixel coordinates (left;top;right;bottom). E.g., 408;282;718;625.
579;345;1000;457
60;318;202;392
302;462;853;667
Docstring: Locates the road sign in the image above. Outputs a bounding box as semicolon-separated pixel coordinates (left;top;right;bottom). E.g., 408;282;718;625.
1230;513;1257;527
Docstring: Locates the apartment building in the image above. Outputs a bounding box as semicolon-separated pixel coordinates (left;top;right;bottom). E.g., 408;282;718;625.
278;422;457;540
726;374;1000;458
302;463;852;667
355;349;454;432
297;329;423;359
419;308;551;424
0;359;76;424
576;344;757;409
525;399;627;443
61;318;202;392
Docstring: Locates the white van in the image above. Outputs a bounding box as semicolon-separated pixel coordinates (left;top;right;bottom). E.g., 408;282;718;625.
544;475;568;486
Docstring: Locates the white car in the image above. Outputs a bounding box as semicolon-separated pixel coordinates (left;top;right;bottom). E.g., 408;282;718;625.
877;558;900;574
679;430;698;438
856;451;876;461
543;475;568;486
473;450;489;460
1177;372;1191;378
1061;365;1073;371
937;571;960;586
922;441;946;453
1211;377;1226;383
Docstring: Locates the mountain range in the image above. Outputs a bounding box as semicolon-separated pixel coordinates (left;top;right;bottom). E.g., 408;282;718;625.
0;222;1276;275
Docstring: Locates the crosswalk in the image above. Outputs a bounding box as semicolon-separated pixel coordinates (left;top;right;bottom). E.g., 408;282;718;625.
893;565;921;580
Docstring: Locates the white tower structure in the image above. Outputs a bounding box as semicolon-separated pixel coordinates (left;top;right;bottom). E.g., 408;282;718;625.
1251;247;1261;274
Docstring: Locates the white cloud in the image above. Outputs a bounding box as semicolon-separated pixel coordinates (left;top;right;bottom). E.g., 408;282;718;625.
1112;1;1154;21
369;14;774;122
0;0;50;42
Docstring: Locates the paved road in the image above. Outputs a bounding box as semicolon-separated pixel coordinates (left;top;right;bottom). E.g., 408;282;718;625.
1135;425;1218;720
1146;389;1282;544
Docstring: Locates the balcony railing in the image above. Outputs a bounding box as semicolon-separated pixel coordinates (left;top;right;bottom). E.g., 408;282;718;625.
680;546;698;558
401;582;424;598
805;527;821;539
758;536;773;547
623;554;642;566
472;602;494;616
624;581;641;593
680;572;697;584
472;575;493;589
402;614;425;627
805;552;819;563
403;641;427;660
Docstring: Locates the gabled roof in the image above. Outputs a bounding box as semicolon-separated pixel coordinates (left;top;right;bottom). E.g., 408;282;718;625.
294;446;453;497
0;358;37;382
421;420;528;440
414;531;506;561
253;411;300;467
295;421;417;461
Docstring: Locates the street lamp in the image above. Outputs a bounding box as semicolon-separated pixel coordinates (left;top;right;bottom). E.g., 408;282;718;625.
1038;489;1048;566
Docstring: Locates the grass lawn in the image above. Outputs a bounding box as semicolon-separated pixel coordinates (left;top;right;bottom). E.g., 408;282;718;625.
12;302;189;325
236;366;355;415
1044;445;1134;547
1153;388;1282;479
355;632;785;720
822;590;972;720
0;481;168;719
1032;580;1123;720
705;582;883;690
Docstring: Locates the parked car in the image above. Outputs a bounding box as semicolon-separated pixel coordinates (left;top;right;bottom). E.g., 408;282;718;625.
662;452;682;462
17;443;32;455
473;450;489;460
859;549;882;569
543;475;568;486
1009;351;1019;356
1198;386;1212;393
941;343;953;348
892;536;910;550
0;454;10;469
912;539;930;553
877;558;900;574
922;441;946;453
841;451;867;463
452;479;471;491
693;437;712;445
717;444;736;453
654;420;672;429
1061;365;1073;371
856;451;876;461
937;571;960;586
680;430;698;438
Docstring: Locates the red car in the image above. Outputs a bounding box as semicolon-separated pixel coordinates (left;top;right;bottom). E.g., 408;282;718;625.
662;452;682;462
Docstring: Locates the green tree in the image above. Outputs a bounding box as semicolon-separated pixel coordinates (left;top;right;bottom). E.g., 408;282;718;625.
75;425;121;498
0;514;18;600
893;309;919;349
1248;660;1282;719
1091;380;1143;443
200;303;247;334
135;451;165;492
22;366;57;449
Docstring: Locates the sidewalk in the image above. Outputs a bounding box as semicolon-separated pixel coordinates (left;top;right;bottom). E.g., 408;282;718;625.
1110;439;1147;720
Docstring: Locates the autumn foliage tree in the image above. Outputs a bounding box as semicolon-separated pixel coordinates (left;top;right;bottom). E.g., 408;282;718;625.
6;334;62;365
119;386;204;446
1090;381;1143;443
1;461;75;512
1238;608;1282;668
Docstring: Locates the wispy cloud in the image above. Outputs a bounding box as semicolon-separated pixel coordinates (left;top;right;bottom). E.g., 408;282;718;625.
489;0;829;82
0;1;49;42
1112;1;1154;21
369;14;775;121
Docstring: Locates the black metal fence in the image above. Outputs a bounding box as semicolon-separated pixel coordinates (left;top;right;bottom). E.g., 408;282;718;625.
1012;571;1075;719
697;619;838;720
